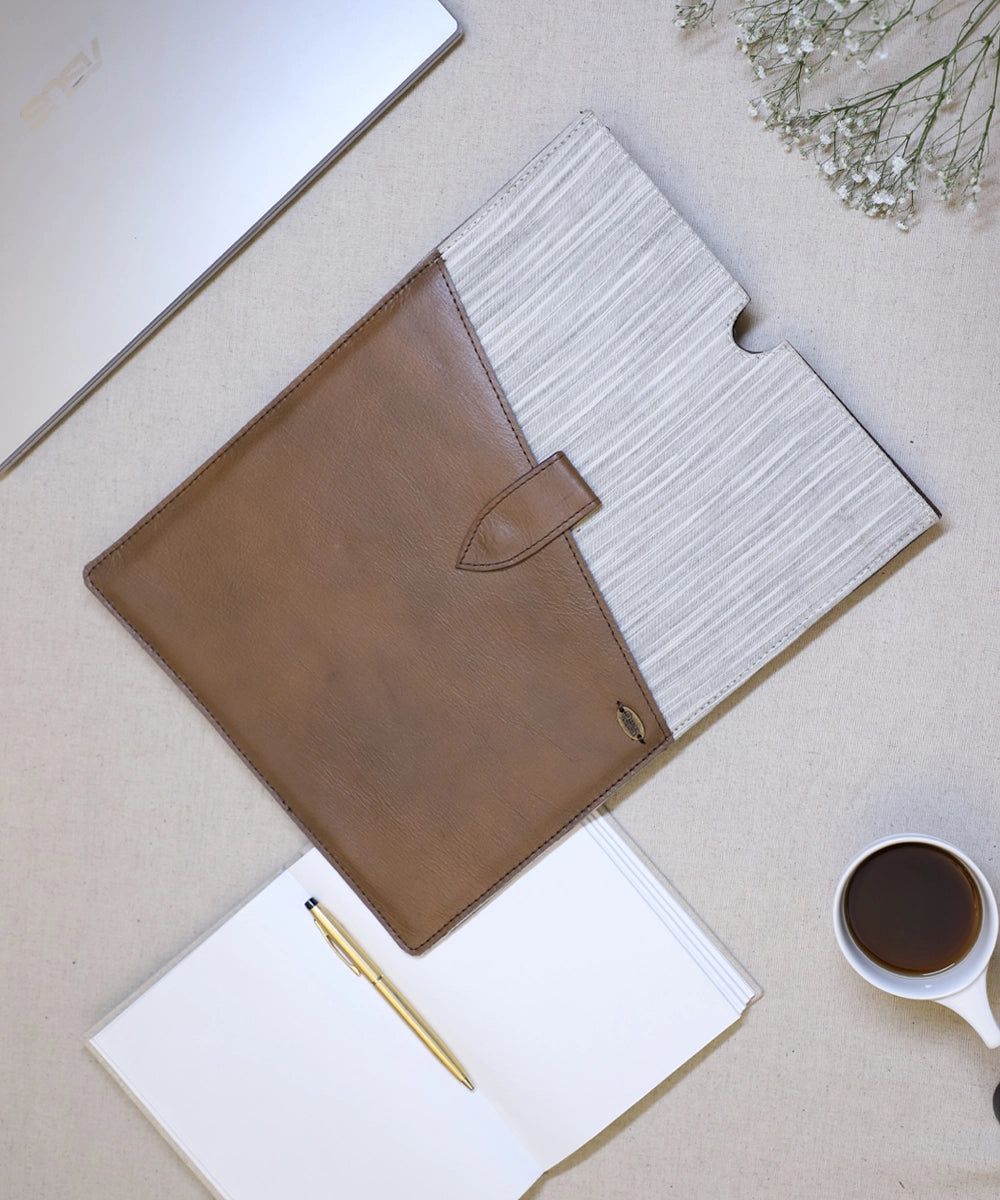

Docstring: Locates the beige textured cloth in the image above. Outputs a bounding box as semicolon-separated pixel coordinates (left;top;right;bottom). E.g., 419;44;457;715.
2;2;998;1197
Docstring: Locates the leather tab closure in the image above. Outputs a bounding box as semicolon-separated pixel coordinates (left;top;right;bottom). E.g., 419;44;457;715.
457;452;599;572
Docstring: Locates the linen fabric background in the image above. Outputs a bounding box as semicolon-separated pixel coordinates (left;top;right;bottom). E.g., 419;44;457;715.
2;2;998;1198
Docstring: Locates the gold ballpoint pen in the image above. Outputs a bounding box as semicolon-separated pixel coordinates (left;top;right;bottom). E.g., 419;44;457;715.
304;897;474;1090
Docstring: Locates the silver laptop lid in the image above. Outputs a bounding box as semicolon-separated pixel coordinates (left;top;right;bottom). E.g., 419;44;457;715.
1;0;459;471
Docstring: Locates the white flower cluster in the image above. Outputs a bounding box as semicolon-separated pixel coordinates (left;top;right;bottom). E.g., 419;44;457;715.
729;0;993;226
680;0;998;227
783;107;923;228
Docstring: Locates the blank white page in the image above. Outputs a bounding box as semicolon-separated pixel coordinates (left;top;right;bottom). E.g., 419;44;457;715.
91;870;536;1200
341;814;756;1168
91;814;756;1198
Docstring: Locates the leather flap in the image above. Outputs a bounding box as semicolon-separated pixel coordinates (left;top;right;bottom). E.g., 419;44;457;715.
457;451;598;571
84;255;670;955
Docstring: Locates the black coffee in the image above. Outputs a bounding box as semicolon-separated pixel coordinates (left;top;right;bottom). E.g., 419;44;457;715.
844;842;982;975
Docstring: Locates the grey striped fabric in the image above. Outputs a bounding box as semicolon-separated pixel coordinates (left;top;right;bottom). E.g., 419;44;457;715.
440;113;938;735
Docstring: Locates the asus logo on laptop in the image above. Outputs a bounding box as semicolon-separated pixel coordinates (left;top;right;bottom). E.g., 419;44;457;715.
19;39;102;129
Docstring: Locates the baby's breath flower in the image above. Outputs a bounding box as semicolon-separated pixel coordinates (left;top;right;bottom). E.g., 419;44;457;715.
675;0;999;227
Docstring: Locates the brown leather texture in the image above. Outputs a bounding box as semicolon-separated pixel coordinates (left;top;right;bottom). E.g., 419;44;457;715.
84;253;671;954
457;451;598;571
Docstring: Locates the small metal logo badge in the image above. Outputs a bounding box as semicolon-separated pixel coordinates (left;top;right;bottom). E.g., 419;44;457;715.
616;702;645;744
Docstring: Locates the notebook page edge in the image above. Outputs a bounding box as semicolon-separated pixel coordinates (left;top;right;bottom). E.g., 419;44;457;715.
584;810;762;1008
86;1036;235;1200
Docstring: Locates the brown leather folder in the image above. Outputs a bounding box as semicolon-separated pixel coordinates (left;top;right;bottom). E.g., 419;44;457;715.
85;113;938;954
85;253;671;953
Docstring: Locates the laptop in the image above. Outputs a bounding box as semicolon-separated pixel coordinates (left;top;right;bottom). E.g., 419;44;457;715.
0;0;460;472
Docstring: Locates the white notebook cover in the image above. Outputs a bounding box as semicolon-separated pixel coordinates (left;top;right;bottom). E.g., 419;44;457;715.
88;813;758;1200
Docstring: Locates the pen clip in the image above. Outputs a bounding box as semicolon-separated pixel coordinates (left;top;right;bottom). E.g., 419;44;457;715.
323;929;362;975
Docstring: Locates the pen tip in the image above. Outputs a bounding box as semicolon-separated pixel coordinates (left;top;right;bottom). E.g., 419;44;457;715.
305;898;318;910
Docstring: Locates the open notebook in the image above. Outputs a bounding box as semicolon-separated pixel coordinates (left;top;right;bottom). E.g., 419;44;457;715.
89;813;758;1200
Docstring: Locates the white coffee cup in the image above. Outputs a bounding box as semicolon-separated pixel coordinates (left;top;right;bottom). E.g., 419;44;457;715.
833;833;1000;1048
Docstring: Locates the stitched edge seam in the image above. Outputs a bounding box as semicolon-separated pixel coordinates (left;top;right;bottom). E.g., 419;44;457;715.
436;263;534;461
455;453;563;563
85;257;439;573
673;512;938;734
439;112;595;254
82;574;390;922
456;451;596;568
460;500;597;570
436;261;668;744
453;453;557;556
411;724;665;950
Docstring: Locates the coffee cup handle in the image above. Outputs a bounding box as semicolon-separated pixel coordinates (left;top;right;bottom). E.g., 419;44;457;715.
937;973;1000;1049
